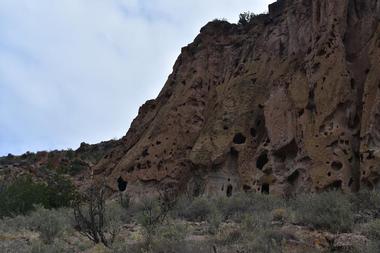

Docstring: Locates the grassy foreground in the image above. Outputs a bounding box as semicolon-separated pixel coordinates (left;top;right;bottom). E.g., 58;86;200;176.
1;189;380;253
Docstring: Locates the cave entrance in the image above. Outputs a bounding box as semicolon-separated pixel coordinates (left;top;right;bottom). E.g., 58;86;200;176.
256;152;269;170
233;133;246;144
261;183;269;194
226;184;233;197
287;170;300;185
117;176;127;192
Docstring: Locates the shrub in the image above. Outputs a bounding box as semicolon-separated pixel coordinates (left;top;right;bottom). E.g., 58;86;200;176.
0;176;49;217
292;191;354;233
216;193;252;219
73;184;121;247
175;196;212;221
241;211;271;231
30;239;72;253
350;190;380;222
271;208;288;222
28;206;68;244
207;206;223;234
0;213;28;232
243;229;287;253
152;221;189;251
361;219;380;241
68;159;88;175
119;192;130;210
0;238;30;253
45;173;77;208
136;197;169;249
215;228;243;246
216;192;285;221
350;241;380;253
0;174;77;217
111;240;131;253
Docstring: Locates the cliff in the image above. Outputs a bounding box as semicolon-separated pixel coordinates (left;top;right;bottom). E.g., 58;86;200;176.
91;0;380;197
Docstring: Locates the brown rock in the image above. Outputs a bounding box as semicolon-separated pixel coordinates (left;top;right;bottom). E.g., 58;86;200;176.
92;0;380;197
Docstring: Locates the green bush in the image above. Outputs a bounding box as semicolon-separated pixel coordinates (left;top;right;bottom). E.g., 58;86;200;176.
30;239;72;253
0;176;49;217
216;193;251;219
45;174;78;208
28;206;69;244
216;192;285;221
241;211;271;231
292;191;354;233
215;228;243;246
350;190;380;222
350;242;380;253
242;228;287;253
175;196;212;221
58;159;87;176
160;221;187;240
0;174;77;217
361;219;380;241
135;197;168;250
207;206;223;234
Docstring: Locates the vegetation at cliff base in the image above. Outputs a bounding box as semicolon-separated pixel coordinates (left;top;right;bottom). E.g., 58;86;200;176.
0;174;77;217
1;188;380;252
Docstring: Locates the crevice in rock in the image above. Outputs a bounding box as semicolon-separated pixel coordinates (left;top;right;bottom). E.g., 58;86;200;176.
226;184;233;197
306;88;317;113
287;170;300;185
256;152;269;170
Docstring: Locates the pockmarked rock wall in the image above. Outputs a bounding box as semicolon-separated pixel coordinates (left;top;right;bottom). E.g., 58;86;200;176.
94;0;380;197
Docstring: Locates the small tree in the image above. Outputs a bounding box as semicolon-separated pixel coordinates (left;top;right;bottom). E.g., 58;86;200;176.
137;187;177;249
238;12;256;25
73;183;119;247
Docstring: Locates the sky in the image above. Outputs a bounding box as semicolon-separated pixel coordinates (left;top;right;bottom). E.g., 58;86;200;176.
0;0;273;156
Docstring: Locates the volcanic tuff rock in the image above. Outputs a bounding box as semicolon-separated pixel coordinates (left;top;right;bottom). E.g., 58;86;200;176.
93;0;380;197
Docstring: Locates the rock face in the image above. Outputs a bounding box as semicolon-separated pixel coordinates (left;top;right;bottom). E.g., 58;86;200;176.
94;0;380;197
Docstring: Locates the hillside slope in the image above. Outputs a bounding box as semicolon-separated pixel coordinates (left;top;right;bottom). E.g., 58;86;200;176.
92;0;380;197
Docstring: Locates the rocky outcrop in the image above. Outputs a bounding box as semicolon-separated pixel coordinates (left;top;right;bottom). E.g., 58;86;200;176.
92;0;380;197
0;140;118;187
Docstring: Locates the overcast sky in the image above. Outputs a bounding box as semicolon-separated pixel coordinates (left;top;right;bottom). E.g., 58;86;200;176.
0;0;273;156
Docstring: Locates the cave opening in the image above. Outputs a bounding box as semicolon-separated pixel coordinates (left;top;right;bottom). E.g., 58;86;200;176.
273;139;298;162
331;161;343;171
287;170;300;185
261;183;270;194
256;152;269;170
226;184;233;197
117;176;128;192
233;133;246;144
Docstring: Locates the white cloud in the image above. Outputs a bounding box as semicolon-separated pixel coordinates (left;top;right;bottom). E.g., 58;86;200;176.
0;0;274;155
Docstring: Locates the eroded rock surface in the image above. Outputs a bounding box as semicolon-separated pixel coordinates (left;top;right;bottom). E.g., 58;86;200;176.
91;0;380;197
